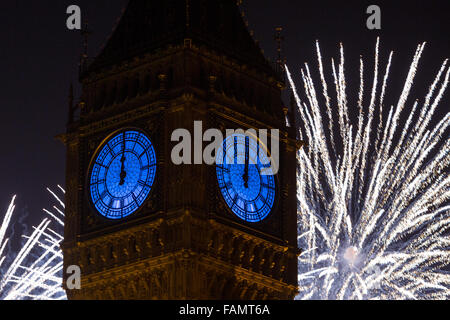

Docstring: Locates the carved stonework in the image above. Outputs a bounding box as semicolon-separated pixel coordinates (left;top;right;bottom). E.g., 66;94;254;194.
64;214;297;300
62;0;300;300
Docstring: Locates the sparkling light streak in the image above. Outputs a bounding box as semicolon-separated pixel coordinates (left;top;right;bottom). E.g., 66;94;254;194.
287;39;450;300
0;187;66;300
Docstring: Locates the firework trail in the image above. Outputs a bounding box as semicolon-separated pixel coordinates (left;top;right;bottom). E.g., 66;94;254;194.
0;187;67;300
287;39;450;300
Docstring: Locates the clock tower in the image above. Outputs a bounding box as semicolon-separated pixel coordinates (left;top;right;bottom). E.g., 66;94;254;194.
61;0;301;300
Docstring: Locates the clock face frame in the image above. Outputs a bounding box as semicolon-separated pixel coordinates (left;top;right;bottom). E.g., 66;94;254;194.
88;129;157;220
216;133;277;223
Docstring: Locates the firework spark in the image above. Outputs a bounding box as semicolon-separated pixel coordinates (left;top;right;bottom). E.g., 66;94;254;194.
0;187;66;300
287;39;450;300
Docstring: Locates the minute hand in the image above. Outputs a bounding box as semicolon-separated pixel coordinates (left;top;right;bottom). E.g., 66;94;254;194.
243;138;249;188
119;133;127;185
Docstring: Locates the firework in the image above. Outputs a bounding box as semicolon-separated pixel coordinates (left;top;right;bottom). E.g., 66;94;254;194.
0;187;66;300
287;39;450;300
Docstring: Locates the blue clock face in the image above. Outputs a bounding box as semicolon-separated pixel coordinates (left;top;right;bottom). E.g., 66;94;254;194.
216;133;276;223
89;130;157;220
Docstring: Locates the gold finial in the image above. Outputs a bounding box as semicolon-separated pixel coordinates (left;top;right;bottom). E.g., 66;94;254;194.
274;26;285;73
80;22;92;62
186;0;190;27
158;74;168;93
68;83;74;124
209;75;217;93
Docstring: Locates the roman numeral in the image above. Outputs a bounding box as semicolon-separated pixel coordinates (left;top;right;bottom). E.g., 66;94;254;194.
234;137;238;164
221;181;232;190
256;194;266;203
92;179;106;185
130;192;139;206
106;144;116;157
256;211;262;221
100;190;108;200
139;147;149;158
141;164;155;171
222;142;227;165
243;201;248;213
138;180;151;188
261;183;275;190
95;162;108;169
216;165;230;172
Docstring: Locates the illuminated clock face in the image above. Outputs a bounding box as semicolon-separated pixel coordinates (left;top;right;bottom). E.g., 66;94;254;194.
89;130;157;220
216;133;276;223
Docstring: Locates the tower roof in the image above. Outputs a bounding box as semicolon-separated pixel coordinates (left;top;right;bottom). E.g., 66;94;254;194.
86;0;277;77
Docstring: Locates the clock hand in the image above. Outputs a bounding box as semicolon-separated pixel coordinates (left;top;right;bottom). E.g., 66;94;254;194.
119;133;127;186
243;137;249;188
119;156;127;185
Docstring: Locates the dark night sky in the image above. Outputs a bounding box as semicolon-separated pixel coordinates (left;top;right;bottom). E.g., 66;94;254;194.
0;0;448;225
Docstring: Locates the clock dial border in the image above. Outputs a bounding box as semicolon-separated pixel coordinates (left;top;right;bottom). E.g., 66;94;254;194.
215;132;279;224
86;127;157;221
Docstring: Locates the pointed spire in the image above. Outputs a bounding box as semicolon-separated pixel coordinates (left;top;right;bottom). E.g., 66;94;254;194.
68;83;74;125
79;22;92;77
289;91;296;111
86;0;277;79
274;27;285;74
289;92;299;130
185;0;190;28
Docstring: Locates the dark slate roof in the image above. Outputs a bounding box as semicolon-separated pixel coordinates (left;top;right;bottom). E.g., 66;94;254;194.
86;0;277;77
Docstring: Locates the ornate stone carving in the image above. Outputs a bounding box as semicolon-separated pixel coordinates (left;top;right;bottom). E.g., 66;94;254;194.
63;0;299;300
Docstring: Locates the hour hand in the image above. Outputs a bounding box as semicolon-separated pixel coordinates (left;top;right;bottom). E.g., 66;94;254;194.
119;133;127;185
243;163;249;188
119;155;127;185
243;137;249;188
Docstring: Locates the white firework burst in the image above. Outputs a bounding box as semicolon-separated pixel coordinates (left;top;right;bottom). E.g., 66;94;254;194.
287;39;450;300
0;187;67;300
